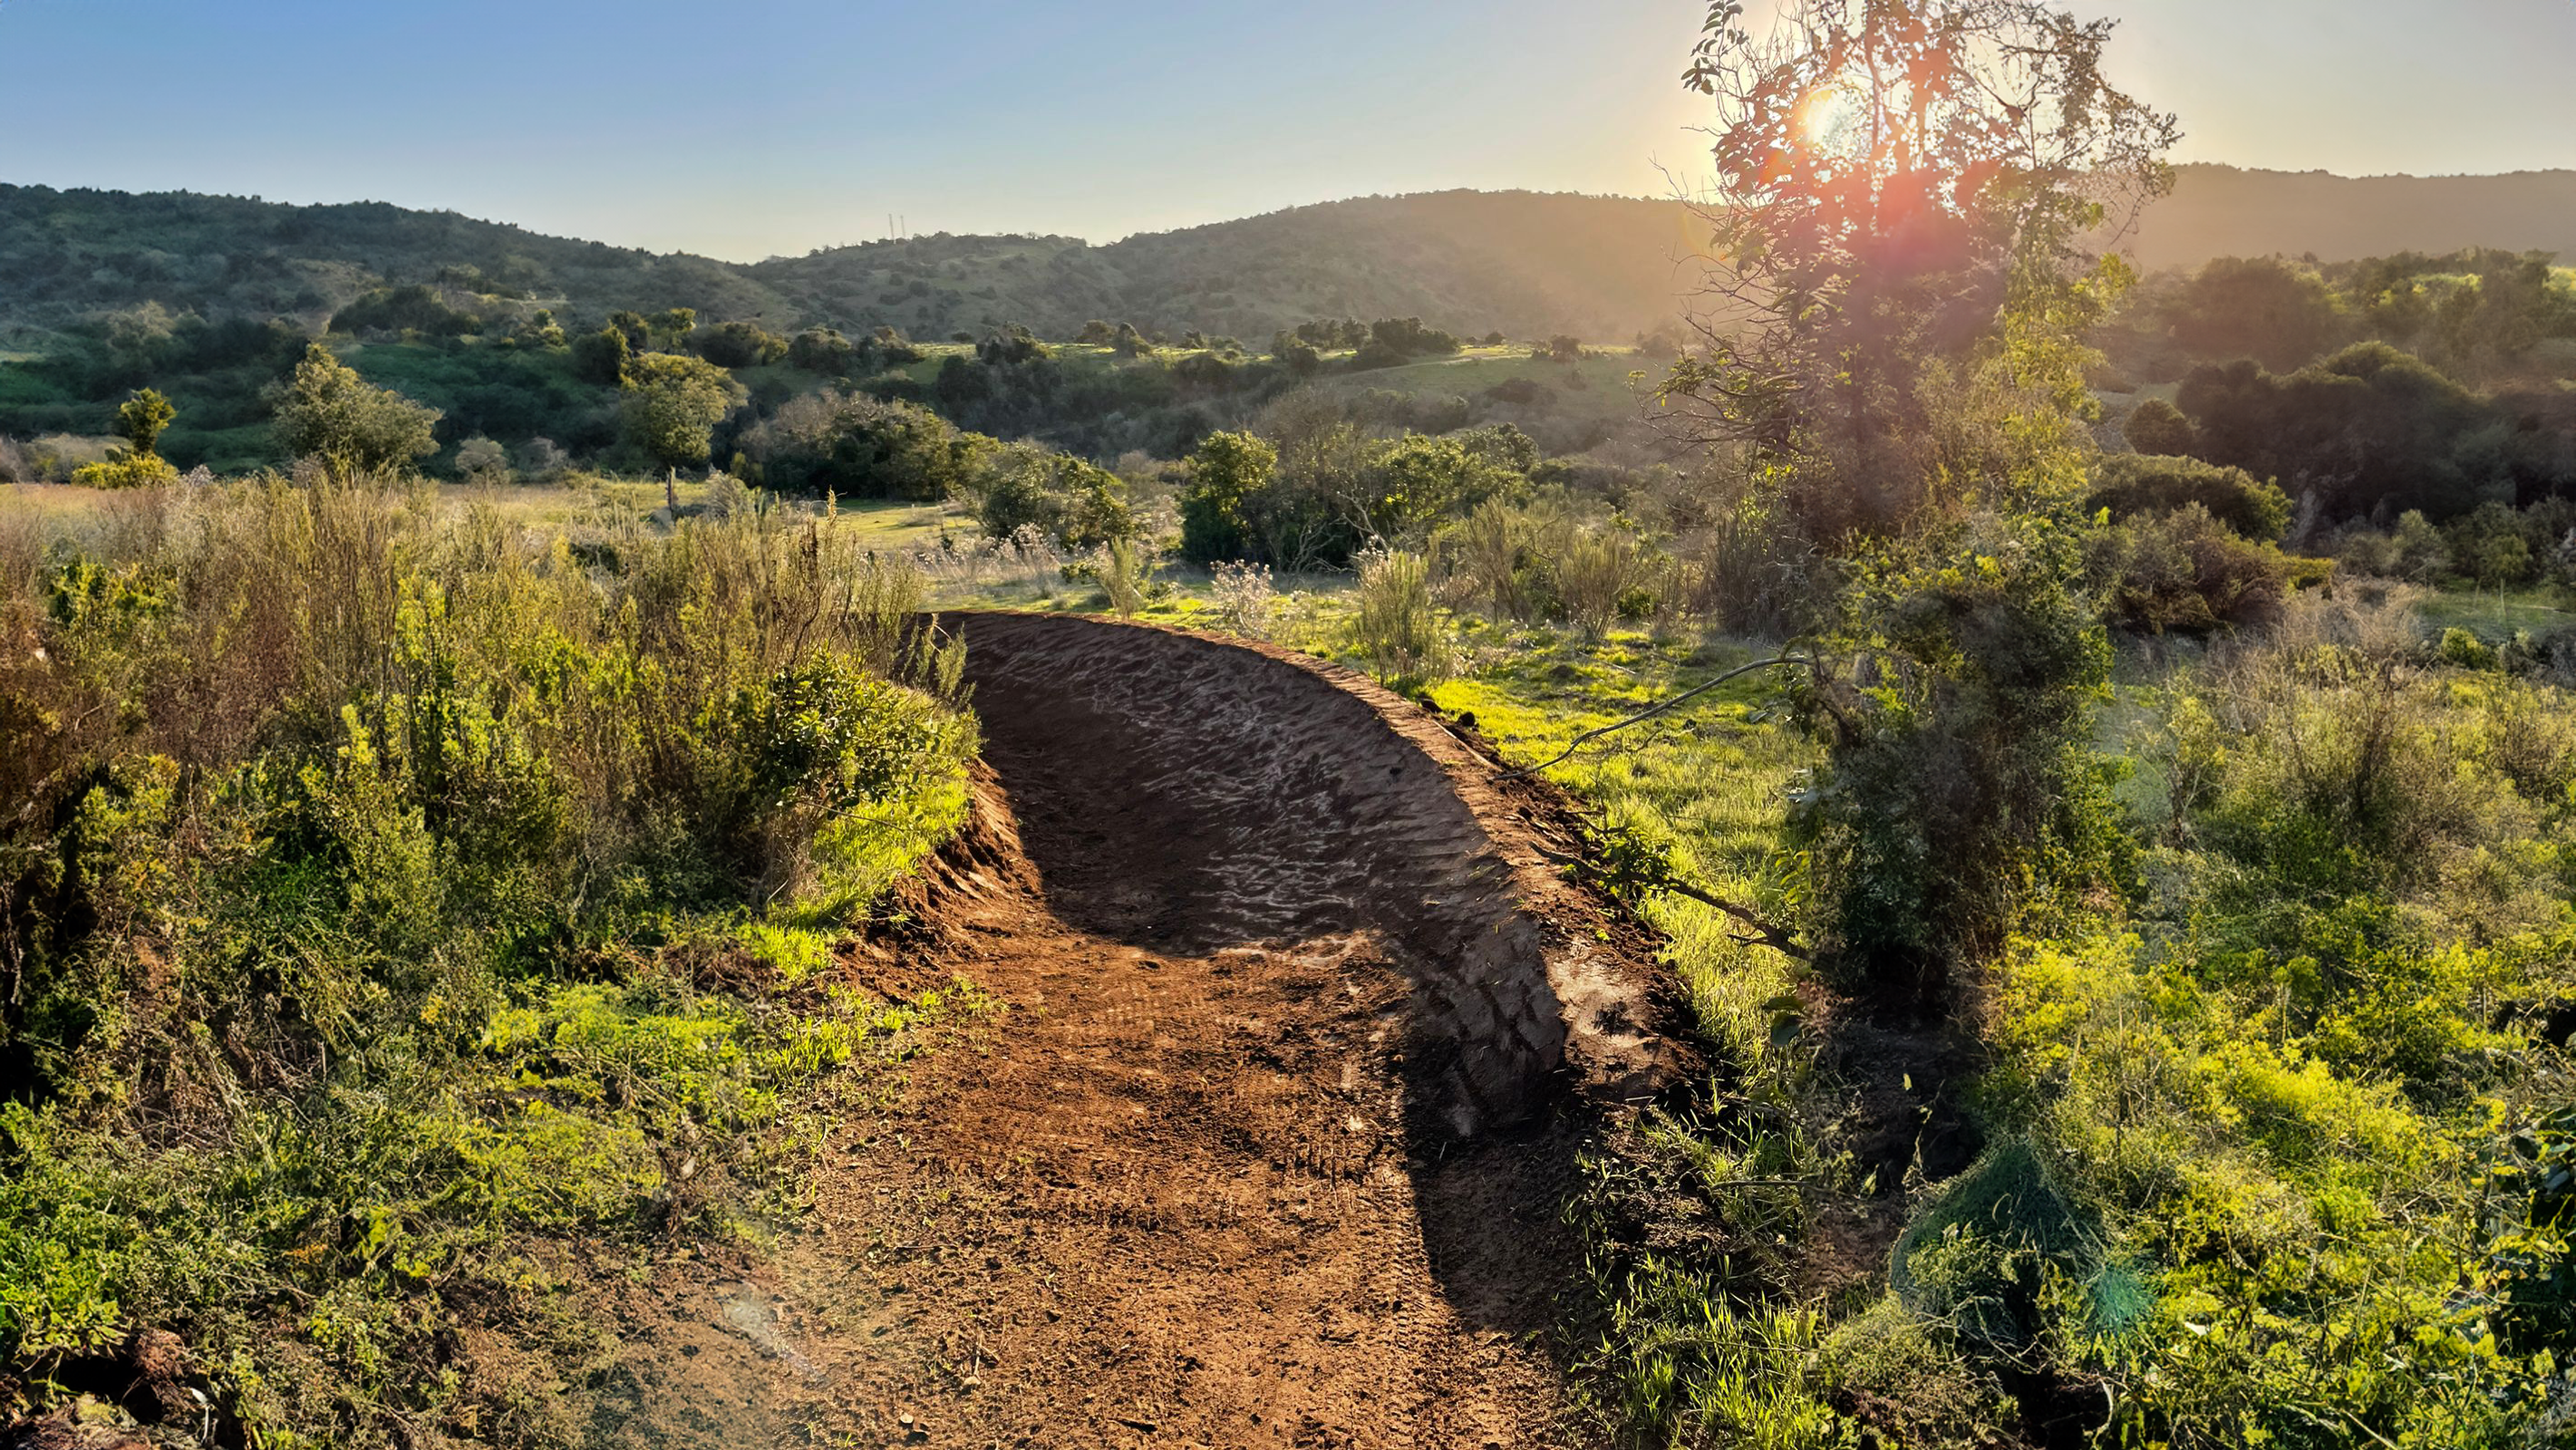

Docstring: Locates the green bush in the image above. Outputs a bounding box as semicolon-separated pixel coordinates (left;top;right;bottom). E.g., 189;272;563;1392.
0;481;976;1441
2087;502;2301;633
2087;452;2291;542
973;443;1135;548
739;388;975;500
1350;548;1450;684
2120;396;2198;455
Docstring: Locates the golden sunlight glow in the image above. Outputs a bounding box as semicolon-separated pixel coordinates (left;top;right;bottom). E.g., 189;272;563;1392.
1793;81;1861;152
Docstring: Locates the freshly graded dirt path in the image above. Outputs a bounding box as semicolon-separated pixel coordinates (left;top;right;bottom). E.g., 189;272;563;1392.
724;615;1685;1448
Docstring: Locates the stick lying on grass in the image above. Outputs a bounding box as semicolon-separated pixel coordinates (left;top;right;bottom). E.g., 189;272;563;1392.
1495;654;1808;781
1494;653;1817;962
1531;839;1812;961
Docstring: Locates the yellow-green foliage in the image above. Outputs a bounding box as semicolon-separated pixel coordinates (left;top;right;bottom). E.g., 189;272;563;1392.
1412;593;2576;1448
1428;625;1816;1068
1978;606;2576;1445
0;478;978;1441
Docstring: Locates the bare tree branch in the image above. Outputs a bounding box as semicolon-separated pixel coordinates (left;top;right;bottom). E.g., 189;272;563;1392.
1498;654;1807;781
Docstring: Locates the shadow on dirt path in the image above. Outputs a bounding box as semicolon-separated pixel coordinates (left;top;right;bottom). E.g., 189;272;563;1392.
644;615;1689;1449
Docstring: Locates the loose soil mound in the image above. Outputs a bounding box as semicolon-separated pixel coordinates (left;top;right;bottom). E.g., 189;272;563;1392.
716;614;1683;1447
936;613;1685;1135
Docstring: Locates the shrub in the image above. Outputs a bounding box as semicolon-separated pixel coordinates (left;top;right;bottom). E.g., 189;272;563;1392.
2087;452;2290;541
1553;527;1658;636
2337;508;2454;581
787;327;855;373
1099;536;1148;617
1207;559;1275;637
0;484;974;1439
454;435;509;482
2446;501;2537;587
2120;396;2197;455
329;284;480;338
2088;503;2301;633
518;436;572;481
70;452;181;489
2439;625;2499;670
1350;548;1450;684
973;444;1134;549
738;390;972;501
692;319;789;369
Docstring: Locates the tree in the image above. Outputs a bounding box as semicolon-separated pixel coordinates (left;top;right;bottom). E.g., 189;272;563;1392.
737;391;975;501
2120;396;2196;456
573;326;632;385
270;343;442;478
1345;435;1523;546
2175;342;2532;521
1367;318;1461;358
1665;0;2177;539
330;284;480;339
114;389;174;459
1671;0;2174;998
623;353;745;499
1179;430;1276;564
692;319;789;368
73;387;181;488
872;326;925;364
650;308;698;352
518;309;567;348
2164;256;2351;372
975;325;1050;366
973;444;1134;548
787;328;856;374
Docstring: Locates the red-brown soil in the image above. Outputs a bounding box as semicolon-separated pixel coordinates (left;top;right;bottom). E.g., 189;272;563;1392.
698;614;1685;1448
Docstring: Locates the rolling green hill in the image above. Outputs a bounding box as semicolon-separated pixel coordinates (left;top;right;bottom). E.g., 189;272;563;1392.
10;167;2573;362
748;191;1707;343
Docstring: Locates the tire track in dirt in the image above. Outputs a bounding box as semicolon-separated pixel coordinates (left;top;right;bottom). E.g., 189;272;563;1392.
729;615;1690;1448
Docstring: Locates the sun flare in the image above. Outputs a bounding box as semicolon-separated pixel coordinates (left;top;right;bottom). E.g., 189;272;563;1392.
1793;80;1859;150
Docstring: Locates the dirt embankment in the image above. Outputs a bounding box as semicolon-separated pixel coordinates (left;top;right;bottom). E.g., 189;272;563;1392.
550;614;1691;1449
934;613;1687;1133
721;614;1688;1449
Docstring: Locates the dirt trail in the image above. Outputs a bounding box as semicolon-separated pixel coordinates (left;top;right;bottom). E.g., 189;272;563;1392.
692;615;1686;1448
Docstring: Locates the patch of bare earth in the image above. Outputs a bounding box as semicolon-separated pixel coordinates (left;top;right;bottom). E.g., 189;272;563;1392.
631;616;1692;1448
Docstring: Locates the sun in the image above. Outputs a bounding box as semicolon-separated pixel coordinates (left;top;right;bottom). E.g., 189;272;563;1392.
1792;80;1861;153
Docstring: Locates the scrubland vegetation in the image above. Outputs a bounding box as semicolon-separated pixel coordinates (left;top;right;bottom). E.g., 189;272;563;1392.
8;3;2576;1447
0;479;979;1442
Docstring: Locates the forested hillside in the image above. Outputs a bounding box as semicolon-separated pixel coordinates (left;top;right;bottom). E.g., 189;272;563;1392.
9;167;2576;360
748;191;1704;343
2130;164;2576;270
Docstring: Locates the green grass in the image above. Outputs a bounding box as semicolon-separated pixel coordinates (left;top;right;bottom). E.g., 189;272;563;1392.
5;476;971;556
1425;620;1817;1064
2416;585;2574;639
1315;346;1652;419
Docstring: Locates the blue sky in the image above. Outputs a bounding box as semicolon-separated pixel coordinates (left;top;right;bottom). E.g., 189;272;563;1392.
1;0;2571;260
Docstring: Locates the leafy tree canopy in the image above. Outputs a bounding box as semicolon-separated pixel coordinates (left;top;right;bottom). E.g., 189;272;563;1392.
621;352;743;472
269;343;442;477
